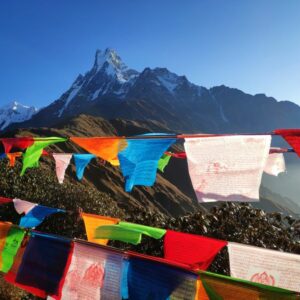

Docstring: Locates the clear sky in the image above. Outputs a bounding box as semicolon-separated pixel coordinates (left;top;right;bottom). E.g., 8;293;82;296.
0;0;300;108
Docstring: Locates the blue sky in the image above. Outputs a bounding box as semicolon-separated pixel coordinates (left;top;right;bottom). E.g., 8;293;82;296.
0;0;300;107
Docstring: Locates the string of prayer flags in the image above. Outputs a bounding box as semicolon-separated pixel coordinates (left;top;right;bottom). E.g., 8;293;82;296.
19;205;65;228
184;135;271;202
1;137;34;154
21;137;67;175
6;152;22;167
70;137;127;166
0;226;25;272
73;153;96;180
60;242;105;299
274;129;300;157
81;213;119;245
15;233;73;298
158;153;172;172
198;271;299;300
0;153;6;159
53;153;72;184
164;230;227;270
126;257;198;300
264;152;286;176
228;242;300;292
13;198;37;214
118;134;176;192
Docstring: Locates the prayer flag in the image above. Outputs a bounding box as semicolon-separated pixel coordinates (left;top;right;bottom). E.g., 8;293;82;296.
127;257;198;300
158;153;172;172
19;205;65;228
13;198;37;214
0;222;12;270
0;226;25;272
53;153;72;184
95;225;143;245
21;137;67;175
118;134;176;192
73;154;95;180
1;137;34;154
0;197;12;204
228;242;300;292
264;152;286;176
60;242;105;299
95;222;166;245
184;135;271;202
6;152;22;167
198;271;298;300
15;233;73;298
70;137;126;166
164;230;227;270
118;221;166;239
61;242;124;300
274;129;300;157
4;235;47;298
81;213;119;245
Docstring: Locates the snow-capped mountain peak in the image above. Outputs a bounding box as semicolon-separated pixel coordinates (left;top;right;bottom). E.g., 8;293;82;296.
0;101;38;131
93;48;137;83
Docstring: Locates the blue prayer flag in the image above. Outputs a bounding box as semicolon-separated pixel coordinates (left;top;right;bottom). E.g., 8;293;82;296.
19;205;65;228
127;257;197;300
15;233;72;297
73;154;96;180
118;134;176;192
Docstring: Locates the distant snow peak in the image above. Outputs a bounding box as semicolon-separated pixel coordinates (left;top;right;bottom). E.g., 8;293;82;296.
0;101;37;130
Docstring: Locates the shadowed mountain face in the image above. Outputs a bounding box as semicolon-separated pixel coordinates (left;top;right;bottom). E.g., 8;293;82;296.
3;114;300;218
11;48;300;134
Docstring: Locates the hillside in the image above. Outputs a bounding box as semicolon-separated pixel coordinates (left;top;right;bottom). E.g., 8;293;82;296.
2;114;300;218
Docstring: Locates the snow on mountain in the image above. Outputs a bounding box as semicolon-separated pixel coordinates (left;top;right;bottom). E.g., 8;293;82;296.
57;48;140;117
0;101;38;130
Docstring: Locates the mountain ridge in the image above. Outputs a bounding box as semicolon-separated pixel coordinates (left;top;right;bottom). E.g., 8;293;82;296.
7;48;300;134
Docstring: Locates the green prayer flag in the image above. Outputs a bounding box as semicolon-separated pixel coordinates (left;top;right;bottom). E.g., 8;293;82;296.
21;137;67;175
158;154;172;172
1;226;25;273
118;221;166;239
199;271;298;300
95;225;142;245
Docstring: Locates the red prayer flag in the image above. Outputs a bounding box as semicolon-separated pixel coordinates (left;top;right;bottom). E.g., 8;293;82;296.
164;230;227;270
0;197;12;204
274;129;300;157
1;138;34;154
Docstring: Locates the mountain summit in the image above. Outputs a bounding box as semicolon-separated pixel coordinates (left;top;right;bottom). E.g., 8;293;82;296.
0;101;37;131
7;48;300;133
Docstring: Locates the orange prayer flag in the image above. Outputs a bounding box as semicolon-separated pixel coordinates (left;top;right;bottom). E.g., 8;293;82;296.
195;278;209;300
81;213;120;245
70;137;127;166
6;152;22;167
